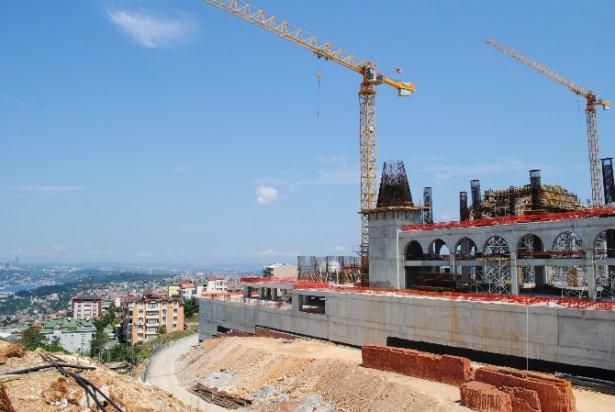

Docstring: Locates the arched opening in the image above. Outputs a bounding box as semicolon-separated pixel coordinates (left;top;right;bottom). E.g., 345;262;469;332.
483;236;510;257
552;231;584;257
405;241;424;261
517;234;545;292
547;232;586;298
426;239;449;260
594;229;615;300
406;239;453;291
455;237;478;260
454;237;480;291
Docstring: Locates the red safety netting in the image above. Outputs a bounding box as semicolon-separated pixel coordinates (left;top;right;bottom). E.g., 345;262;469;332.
238;277;615;311
239;276;297;284
401;206;615;232
293;283;615;311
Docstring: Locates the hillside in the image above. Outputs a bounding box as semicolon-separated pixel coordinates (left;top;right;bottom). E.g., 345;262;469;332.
0;340;196;411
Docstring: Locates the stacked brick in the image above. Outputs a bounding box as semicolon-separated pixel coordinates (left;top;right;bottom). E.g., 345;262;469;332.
460;381;541;412
360;345;574;412
474;367;575;412
460;381;512;411
361;344;473;385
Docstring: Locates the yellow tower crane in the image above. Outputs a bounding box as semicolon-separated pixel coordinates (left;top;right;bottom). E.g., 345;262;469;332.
203;0;415;272
487;38;611;206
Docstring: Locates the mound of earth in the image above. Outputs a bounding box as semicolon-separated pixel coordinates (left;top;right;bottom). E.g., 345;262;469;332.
176;336;469;412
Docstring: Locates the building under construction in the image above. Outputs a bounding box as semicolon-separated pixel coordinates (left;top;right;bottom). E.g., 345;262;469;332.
200;158;615;380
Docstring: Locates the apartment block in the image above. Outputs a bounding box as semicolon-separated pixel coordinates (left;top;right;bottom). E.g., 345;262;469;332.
71;295;102;320
123;294;184;344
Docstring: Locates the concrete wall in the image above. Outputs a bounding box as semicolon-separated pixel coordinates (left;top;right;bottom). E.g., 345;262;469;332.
200;290;615;371
368;209;423;288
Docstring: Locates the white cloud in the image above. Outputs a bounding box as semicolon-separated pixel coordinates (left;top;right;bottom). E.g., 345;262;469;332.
333;245;346;253
256;185;279;206
52;244;67;252
173;165;190;175
137;251;154;258
10;185;85;194
106;9;196;49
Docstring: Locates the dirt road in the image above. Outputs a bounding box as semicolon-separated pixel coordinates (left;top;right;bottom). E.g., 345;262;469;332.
146;334;228;411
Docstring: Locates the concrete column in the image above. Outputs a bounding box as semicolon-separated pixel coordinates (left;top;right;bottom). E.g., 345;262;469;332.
258;288;265;300
510;251;519;295
535;266;546;290
243;286;251;299
292;293;304;311
272;288;278;301
586;249;596;299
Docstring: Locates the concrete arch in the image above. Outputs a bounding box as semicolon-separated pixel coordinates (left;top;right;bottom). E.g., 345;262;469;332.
405;240;424;261
594;229;615;259
454;237;478;260
426;238;449;258
552;231;585;251
517;233;544;252
483;235;510;256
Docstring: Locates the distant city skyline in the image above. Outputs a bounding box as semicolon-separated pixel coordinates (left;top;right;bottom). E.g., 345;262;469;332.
1;0;613;263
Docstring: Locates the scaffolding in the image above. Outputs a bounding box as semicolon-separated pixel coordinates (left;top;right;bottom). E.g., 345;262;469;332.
297;256;361;283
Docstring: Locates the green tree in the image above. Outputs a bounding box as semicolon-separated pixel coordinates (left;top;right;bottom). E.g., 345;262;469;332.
19;327;67;353
157;325;167;335
20;327;44;350
183;297;199;318
90;329;108;358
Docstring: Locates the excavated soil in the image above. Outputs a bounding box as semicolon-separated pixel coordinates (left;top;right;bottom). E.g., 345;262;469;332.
176;336;470;411
0;340;197;412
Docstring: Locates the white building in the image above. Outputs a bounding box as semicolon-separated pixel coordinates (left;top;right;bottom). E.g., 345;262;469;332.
41;319;97;354
206;277;227;292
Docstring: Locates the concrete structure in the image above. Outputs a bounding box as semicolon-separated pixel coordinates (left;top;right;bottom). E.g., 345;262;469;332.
41;318;96;353
263;263;298;278
123;294;184;343
369;213;615;299
71;295;102;320
200;281;615;373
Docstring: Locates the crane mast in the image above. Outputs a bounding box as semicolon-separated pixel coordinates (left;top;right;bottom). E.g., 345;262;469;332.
203;0;415;272
487;38;611;206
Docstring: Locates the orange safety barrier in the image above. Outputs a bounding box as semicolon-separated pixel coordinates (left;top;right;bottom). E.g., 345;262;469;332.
401;206;615;232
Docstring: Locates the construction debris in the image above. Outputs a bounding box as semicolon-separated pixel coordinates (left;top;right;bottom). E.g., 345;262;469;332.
191;383;251;409
0;340;197;412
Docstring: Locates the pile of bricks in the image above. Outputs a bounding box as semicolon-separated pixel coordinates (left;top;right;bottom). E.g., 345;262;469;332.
460;381;513;411
472;366;575;412
361;345;575;412
460;381;542;412
361;344;473;385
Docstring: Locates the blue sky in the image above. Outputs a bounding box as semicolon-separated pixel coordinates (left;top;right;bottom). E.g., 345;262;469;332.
1;0;613;264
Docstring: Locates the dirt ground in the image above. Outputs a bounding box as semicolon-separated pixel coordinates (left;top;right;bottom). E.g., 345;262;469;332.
0;341;197;412
177;335;615;412
177;336;470;411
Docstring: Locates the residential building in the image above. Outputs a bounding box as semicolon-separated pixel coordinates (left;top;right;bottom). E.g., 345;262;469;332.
206;276;227;293
71;296;102;320
168;285;180;298
122;293;184;344
41;318;96;353
179;281;196;299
